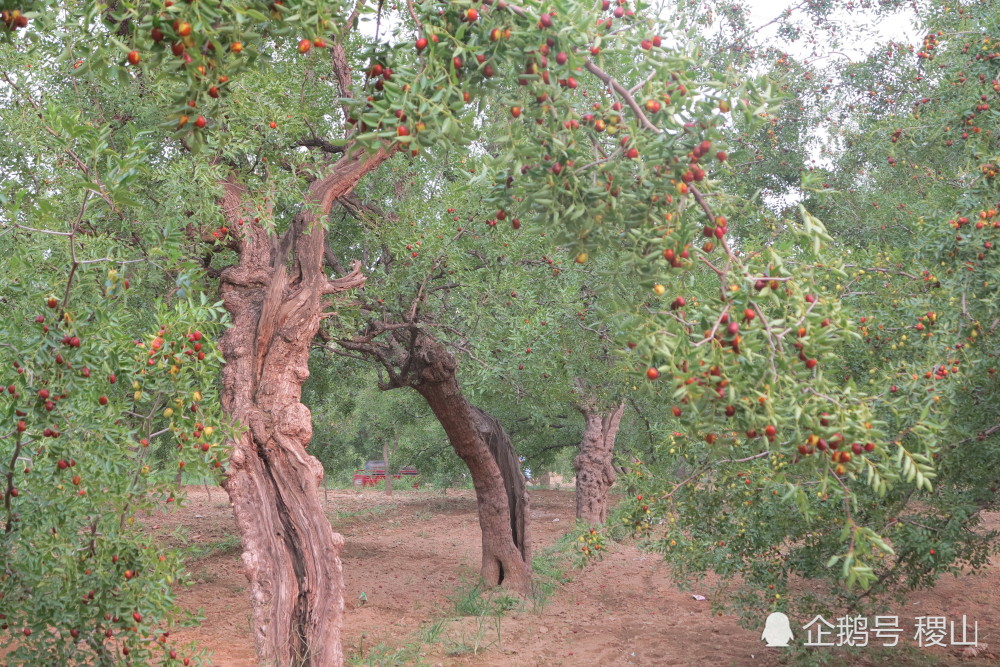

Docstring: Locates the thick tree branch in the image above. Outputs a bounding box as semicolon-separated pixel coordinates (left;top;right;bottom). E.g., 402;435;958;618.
295;137;346;154
337;192;397;226
323;260;367;295
323;236;348;275
406;0;422;31
329;41;355;127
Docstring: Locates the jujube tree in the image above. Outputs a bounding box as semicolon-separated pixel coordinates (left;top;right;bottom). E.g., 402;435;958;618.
2;0;983;664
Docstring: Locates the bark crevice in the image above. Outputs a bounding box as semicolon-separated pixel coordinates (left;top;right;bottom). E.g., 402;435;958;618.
574;397;626;525
216;147;391;666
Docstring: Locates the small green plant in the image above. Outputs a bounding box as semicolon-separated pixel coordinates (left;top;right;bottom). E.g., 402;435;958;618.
410;578;523;658
778;641;940;667
186;534;242;560
347;640;427;667
530;536;576;610
448;580;520;618
445;614;503;657
419;618;447;644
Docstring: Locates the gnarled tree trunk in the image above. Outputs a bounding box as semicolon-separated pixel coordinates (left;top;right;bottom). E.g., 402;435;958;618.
416;373;532;592
217;148;390;666
340;331;532;593
469;404;530;573
574;400;626;525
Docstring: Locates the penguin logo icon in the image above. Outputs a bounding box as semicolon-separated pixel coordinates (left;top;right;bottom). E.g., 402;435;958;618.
761;612;794;647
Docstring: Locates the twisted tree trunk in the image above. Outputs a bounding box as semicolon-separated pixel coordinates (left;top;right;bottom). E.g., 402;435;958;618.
471;404;530;570
216;148;390;666
410;339;532;593
340;330;533;593
574;400;625;525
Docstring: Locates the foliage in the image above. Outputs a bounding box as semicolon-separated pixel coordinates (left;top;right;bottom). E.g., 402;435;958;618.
347;640;429;667
529;539;574;606
598;0;1000;630
0;273;229;663
2;6;234;661
305;360;470;486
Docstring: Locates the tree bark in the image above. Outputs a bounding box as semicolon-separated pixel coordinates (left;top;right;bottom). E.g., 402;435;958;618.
217;147;391;666
411;340;531;591
416;370;532;593
469;404;530;573
340;331;533;593
574;400;626;525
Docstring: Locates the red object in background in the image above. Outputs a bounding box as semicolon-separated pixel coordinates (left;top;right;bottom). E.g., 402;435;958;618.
352;469;384;487
352;467;420;489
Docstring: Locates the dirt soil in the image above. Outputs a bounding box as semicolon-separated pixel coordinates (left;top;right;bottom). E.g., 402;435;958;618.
155;487;1000;666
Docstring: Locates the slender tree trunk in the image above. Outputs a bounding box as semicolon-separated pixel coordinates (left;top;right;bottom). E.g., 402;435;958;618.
574;401;626;525
407;338;532;593
382;436;394;497
216;148;389;665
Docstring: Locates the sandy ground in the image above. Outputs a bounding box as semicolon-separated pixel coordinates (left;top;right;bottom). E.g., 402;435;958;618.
155;486;1000;666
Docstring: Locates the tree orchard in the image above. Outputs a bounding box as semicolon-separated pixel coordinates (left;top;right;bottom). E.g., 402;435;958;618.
2;0;990;663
